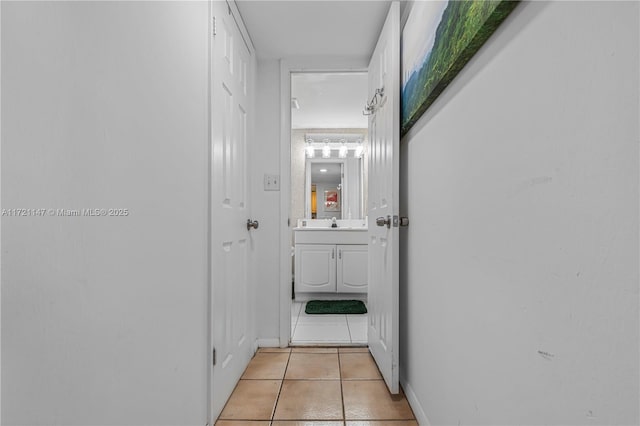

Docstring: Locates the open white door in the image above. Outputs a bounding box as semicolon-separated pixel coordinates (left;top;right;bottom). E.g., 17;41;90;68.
367;1;400;394
209;0;255;421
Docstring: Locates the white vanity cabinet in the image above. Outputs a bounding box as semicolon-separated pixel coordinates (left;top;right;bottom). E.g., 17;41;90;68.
295;244;336;292
294;229;368;294
336;245;368;293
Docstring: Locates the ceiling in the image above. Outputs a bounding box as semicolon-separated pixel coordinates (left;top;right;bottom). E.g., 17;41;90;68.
236;1;392;129
236;1;393;60
311;162;342;185
291;72;368;129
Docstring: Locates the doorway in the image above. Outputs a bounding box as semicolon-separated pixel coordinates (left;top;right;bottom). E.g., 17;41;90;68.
287;71;369;345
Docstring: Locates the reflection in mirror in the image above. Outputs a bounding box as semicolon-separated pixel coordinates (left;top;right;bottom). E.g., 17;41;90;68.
307;161;343;219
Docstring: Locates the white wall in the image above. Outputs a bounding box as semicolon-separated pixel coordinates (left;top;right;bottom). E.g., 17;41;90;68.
253;59;282;344
1;2;209;424
399;1;639;425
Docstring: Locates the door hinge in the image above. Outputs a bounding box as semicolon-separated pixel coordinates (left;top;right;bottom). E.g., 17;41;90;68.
213;348;216;366
213;17;217;36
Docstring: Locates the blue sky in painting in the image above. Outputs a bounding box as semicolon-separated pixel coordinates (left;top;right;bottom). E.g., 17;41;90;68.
402;0;449;90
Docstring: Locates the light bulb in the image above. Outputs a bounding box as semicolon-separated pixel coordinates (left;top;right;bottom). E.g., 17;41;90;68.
322;144;331;158
306;145;315;158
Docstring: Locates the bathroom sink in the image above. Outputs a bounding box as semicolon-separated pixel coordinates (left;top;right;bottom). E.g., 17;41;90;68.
295;218;368;230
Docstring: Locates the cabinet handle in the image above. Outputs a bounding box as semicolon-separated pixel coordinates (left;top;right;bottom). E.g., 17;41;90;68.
338;249;342;259
332;248;335;259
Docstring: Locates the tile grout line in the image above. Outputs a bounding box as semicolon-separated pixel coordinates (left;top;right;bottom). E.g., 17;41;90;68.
219;347;415;425
338;349;347;423
269;348;292;423
214;377;242;424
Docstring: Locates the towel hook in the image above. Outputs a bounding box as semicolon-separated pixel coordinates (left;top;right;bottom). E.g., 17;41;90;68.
362;87;385;116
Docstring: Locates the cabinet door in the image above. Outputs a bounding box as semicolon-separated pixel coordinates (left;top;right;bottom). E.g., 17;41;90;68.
337;245;368;293
295;244;336;293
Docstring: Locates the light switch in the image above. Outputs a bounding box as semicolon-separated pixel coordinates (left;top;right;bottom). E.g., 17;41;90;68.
264;174;280;191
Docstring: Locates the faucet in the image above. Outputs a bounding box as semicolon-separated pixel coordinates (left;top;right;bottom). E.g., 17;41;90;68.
331;217;337;228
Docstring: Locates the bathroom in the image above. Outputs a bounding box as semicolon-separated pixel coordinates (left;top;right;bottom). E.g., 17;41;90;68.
289;71;369;345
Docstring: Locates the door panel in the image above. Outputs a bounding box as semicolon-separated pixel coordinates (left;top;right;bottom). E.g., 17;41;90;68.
367;1;400;394
210;0;254;420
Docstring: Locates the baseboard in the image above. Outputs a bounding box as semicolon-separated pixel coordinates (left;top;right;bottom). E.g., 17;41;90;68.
256;338;282;348
401;375;431;426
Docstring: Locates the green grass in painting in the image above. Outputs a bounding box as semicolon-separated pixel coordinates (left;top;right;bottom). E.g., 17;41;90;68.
401;0;520;135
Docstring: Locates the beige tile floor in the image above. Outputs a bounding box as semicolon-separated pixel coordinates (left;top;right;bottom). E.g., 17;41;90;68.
216;347;417;426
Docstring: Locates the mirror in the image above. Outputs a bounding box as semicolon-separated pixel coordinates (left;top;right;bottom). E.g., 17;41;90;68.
305;154;363;219
290;72;368;226
308;161;343;219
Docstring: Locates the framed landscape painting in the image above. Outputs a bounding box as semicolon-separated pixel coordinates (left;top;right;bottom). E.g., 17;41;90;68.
401;0;519;135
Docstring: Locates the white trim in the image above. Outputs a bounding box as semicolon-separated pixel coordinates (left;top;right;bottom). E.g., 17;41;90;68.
279;57;370;348
278;60;291;348
206;2;213;424
256;338;281;348
226;0;256;55
401;376;431;426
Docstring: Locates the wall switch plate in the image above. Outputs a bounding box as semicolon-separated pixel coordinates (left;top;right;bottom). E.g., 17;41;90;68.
264;174;280;191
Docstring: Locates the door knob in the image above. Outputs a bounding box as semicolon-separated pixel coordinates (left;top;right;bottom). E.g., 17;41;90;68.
376;216;391;228
247;219;259;230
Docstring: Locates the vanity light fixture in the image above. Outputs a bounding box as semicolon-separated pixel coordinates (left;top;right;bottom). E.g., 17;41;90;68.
338;139;348;158
306;145;315;158
322;139;331;158
304;133;366;159
338;145;348;158
305;138;315;158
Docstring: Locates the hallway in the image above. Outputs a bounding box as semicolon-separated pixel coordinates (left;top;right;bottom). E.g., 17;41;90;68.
1;1;638;425
216;347;417;425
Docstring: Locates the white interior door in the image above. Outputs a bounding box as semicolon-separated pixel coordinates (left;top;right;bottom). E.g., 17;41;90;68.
367;1;400;394
210;0;254;420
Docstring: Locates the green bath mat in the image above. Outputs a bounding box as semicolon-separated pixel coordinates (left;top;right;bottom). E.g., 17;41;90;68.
305;300;367;315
